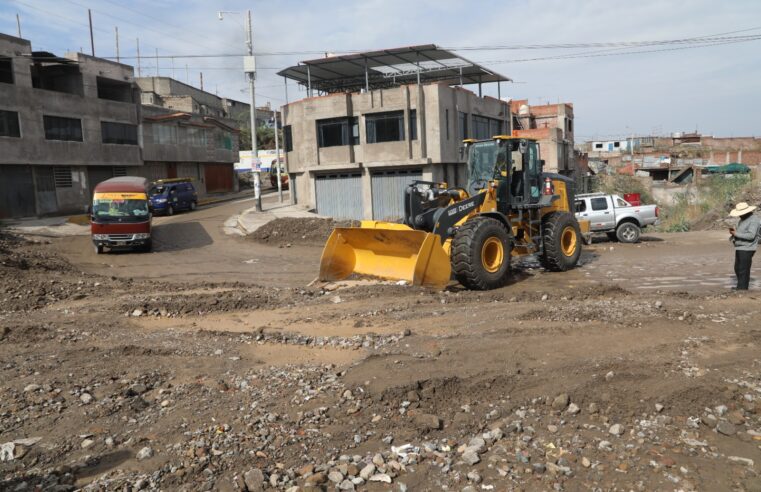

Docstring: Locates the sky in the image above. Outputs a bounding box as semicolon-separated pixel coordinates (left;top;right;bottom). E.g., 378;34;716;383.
2;0;760;141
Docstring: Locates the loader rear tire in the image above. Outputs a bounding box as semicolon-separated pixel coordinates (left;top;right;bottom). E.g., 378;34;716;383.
540;212;582;272
451;216;512;290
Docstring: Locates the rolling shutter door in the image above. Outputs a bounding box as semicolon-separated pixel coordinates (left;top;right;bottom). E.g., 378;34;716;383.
315;173;363;220
371;168;422;221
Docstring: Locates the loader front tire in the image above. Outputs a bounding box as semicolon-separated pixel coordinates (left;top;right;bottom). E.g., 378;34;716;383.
540;212;582;272
452;216;512;290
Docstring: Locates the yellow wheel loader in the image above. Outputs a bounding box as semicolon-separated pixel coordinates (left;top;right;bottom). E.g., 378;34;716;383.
319;136;590;290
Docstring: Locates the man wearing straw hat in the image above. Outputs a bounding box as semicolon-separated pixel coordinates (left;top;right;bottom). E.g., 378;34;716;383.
729;202;761;290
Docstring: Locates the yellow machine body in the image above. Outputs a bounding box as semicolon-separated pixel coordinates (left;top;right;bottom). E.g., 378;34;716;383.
318;137;585;289
319;221;453;287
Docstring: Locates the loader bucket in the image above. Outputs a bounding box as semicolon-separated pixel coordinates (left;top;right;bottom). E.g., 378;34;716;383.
319;222;452;288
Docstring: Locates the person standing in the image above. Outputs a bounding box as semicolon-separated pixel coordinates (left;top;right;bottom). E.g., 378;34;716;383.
729;202;761;290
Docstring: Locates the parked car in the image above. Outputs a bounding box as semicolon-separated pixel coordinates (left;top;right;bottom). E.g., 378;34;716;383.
149;179;198;215
575;193;659;243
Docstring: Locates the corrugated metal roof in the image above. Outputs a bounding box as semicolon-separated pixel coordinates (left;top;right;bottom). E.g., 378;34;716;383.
277;44;510;94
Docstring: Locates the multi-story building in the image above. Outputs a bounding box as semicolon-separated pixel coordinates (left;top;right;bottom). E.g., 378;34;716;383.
140;106;240;194
0;33;242;219
136;77;241;194
0;33;141;218
278;45;512;220
511;99;575;175
221;98;275;129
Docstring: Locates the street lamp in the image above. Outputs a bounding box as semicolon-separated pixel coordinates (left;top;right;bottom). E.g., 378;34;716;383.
218;9;262;212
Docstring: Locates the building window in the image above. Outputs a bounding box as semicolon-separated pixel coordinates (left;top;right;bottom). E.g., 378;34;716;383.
458;111;468;140
96;77;133;103
0;58;13;84
567;119;573;133
471;115;504;140
0;110;21;137
317;116;358;148
216;130;233;150
594;143;603;149
113;166;127;177
187;127;207;147
366;111;404;144
101;121;138;145
31;64;84;96
409;110;417;141
613;141;621;148
153;124;178;145
445;109;450;140
53;166;73;188
284;125;293;152
43;115;83;142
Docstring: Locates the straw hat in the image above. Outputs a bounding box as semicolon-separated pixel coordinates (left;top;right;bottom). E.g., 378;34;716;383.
729;202;758;217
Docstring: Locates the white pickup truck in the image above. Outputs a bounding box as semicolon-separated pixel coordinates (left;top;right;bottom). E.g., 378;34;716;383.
575;193;659;243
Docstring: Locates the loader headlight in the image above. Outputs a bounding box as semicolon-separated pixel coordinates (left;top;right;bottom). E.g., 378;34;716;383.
133;233;151;240
93;234;108;240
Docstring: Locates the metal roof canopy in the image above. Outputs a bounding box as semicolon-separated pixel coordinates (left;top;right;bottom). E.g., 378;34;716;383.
277;44;511;95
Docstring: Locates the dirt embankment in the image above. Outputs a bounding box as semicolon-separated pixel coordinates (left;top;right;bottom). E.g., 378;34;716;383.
248;217;357;246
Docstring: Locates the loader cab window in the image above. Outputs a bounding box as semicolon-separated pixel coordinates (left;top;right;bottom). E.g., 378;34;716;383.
509;140;541;205
466;140;503;195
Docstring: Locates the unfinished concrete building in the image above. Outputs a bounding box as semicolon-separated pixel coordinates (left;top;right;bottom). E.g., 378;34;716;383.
0;33;141;218
278;45;512;220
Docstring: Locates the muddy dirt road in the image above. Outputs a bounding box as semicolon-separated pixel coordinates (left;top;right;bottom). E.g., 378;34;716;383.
54;198;321;287
1;212;760;491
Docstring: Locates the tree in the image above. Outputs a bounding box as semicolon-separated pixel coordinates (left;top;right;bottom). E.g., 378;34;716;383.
238;125;281;151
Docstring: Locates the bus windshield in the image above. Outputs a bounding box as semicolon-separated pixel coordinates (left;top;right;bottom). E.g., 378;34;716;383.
92;192;150;222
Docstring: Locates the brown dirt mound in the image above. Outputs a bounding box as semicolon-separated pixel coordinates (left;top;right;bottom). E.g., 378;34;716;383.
0;232;73;272
249;217;356;246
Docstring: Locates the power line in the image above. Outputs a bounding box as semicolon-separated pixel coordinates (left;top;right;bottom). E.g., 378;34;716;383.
68;31;761;62
475;36;761;65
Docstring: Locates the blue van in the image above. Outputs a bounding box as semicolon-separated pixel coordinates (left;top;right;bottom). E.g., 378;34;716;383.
149;179;198;216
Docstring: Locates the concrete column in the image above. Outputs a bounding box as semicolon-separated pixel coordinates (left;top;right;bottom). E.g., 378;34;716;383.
361;167;373;220
404;86;412;160
418;84;427;159
346;93;355;164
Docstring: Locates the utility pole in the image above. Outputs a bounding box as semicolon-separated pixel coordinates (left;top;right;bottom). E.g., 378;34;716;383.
136;38;141;77
199;72;204;90
88;9;95;56
16;13;21;38
274;109;282;202
185;64;189;84
245;10;261;211
219;8;261;211
115;26;120;62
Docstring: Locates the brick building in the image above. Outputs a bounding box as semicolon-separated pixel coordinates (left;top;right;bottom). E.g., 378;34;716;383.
510;99;576;175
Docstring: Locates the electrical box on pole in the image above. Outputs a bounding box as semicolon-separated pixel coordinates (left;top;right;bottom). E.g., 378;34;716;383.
243;56;256;75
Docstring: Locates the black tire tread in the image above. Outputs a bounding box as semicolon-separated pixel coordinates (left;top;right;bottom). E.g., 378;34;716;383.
451;217;511;290
616;221;641;243
540;212;582;272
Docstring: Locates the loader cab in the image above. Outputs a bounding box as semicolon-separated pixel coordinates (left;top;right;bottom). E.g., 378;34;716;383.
465;138;543;211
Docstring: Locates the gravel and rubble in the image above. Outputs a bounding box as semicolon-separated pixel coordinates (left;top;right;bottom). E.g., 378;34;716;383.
2;230;761;490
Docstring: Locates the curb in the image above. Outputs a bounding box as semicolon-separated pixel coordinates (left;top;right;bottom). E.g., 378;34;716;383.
236;207;269;236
